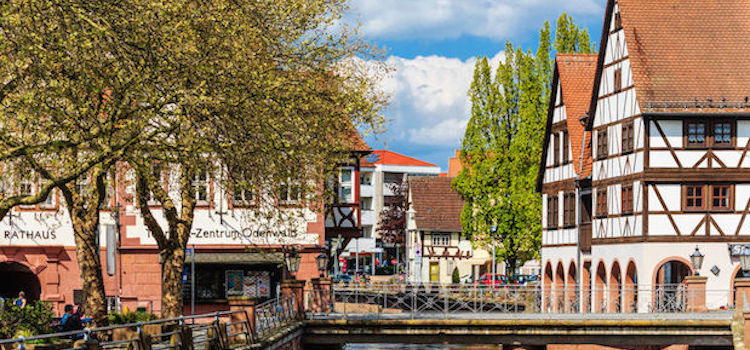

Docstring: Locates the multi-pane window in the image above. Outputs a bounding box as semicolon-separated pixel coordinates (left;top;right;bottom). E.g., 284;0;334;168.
361;197;372;211
553;133;560;166
563;193;576;227
597;129;608;160
711;184;731;210
432;234;451;246
339;168;354;203
683;184;733;211
596;188;607;218
192;172;209;203
684;184;705;210
278;182;302;205
621;185;633;214
686;121;707;148
546;195;559;229
562;131;570;164
231;173;254;207
622;122;634;153
613;68;622;93
685;120;734;148
713;121;732;147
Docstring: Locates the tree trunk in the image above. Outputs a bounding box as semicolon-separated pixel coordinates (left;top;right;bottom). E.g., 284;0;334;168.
160;245;187;318
70;209;108;327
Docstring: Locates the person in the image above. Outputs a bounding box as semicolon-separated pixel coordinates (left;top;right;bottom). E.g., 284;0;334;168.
63;305;85;340
14;291;26;308
61;305;74;324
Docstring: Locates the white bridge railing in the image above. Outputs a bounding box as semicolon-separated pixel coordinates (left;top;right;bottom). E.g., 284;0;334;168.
309;282;732;316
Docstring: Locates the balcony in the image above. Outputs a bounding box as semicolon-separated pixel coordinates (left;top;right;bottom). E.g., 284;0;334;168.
360;184;374;198
361;209;375;226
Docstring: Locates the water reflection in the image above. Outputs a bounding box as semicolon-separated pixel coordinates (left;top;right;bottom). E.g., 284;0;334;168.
344;345;502;350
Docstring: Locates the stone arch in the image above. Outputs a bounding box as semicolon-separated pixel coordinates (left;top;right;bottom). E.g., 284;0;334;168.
566;261;577;313
582;260;592;313
554;261;566;312
543;261;554;312
0;262;42;302
609;260;622;312
623;260;638;312
594;260;607;313
653;257;693;312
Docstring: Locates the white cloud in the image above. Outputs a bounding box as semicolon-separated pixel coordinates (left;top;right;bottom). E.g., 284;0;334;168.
348;0;602;40
376;51;504;147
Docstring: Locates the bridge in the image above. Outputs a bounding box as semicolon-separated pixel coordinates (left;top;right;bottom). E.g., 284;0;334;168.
3;281;750;350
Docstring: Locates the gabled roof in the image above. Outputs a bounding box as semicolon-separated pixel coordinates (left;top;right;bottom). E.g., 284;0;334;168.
587;0;750;129
368;150;437;167
536;54;597;192
409;176;463;232
345;125;371;153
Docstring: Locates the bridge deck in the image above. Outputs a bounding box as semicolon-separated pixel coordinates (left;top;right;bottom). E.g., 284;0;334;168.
303;312;737;347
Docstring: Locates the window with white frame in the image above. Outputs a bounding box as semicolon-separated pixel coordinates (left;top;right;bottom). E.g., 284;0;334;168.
192;171;210;204
360;172;372;186
231;173;255;207
40;187;56;209
278;181;302;205
339;168;354;203
361;197;372;211
432;233;451;246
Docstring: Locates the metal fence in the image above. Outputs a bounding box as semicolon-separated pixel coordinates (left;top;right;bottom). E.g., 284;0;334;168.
0;295;300;350
254;295;298;339
309;282;732;316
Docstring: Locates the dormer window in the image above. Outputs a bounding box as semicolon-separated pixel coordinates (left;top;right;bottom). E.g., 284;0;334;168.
686;121;706;148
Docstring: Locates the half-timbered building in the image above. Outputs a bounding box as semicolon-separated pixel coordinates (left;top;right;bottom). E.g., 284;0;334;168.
537;53;597;312
541;0;750;312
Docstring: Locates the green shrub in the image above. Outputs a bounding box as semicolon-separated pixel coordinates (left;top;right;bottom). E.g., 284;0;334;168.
452;267;460;284
107;311;158;325
0;300;54;339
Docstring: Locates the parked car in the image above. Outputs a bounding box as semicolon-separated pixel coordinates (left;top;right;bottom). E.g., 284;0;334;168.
512;274;539;286
333;274;355;284
476;273;508;287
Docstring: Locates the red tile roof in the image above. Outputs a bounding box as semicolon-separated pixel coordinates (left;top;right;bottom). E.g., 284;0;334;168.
345;124;371;152
368;150;437;167
536;54;597;191
557;53;597;178
409;176;464;232
588;0;750;123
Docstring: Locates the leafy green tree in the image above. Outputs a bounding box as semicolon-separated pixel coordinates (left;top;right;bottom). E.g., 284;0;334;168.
0;0;386;322
453;14;593;278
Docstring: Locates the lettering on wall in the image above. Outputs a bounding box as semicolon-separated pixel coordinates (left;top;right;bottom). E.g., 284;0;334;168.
4;230;57;240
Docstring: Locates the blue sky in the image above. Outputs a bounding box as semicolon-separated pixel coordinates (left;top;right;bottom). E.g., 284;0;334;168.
348;0;606;170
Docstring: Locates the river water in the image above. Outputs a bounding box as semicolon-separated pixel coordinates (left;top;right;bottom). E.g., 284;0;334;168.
344;345;502;349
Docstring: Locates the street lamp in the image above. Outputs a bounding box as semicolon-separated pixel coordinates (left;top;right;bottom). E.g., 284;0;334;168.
316;249;328;278
285;247;301;277
741;246;750;277
690;246;704;276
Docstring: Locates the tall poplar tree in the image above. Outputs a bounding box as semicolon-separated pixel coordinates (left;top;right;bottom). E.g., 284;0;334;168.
453;14;593;277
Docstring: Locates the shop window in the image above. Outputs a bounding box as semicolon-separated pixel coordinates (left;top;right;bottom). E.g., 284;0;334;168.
596;188;608;218
621;185;633;214
597;129;608;160
622;122;634;154
683;184;705;211
562;131;570;164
